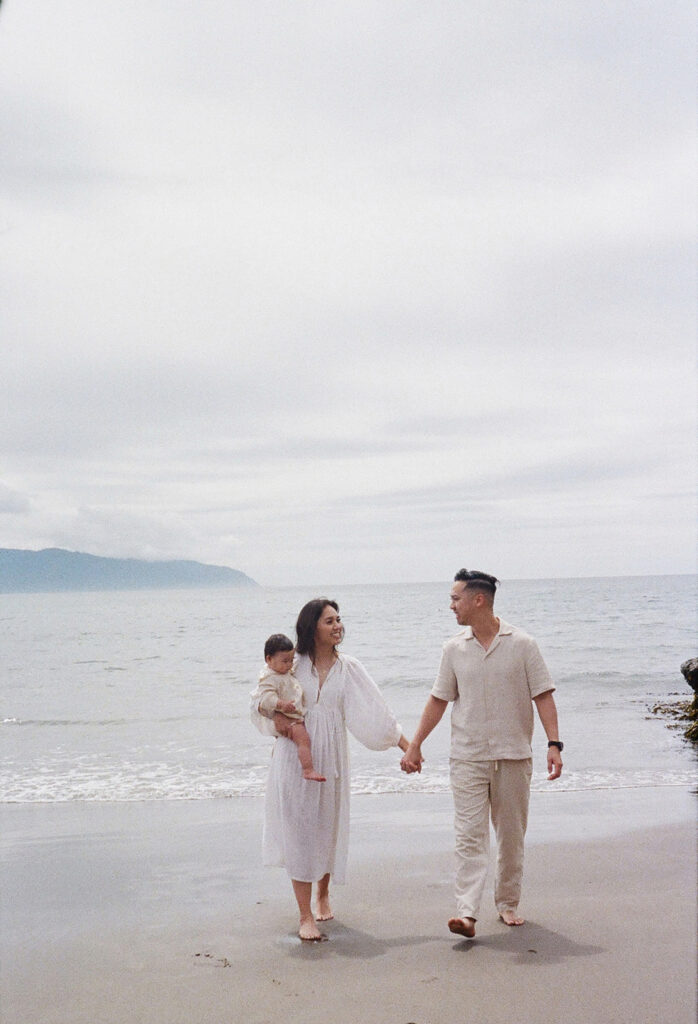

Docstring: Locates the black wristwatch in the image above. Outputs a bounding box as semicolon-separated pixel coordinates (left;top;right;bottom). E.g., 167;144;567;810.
547;740;564;752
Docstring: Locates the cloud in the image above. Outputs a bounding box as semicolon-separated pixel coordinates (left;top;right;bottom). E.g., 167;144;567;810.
0;2;694;583
0;483;30;515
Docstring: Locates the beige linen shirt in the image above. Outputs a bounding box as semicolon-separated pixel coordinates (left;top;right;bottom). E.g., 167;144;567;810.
430;619;555;761
255;669;305;723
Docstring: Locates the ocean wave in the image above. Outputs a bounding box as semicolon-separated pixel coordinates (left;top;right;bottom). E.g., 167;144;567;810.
1;764;695;804
2;718;135;728
1;715;226;727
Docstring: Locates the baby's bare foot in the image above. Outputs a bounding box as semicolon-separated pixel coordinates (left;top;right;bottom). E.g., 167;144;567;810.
303;769;326;782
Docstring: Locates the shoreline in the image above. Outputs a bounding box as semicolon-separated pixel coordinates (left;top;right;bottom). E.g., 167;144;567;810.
2;786;696;1023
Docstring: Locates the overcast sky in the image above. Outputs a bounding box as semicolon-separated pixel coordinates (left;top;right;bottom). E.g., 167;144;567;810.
1;1;695;585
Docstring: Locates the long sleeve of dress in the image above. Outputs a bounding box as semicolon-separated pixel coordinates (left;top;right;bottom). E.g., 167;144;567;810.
342;657;402;750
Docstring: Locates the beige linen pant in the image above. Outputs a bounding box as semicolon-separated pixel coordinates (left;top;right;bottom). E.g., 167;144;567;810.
450;758;533;921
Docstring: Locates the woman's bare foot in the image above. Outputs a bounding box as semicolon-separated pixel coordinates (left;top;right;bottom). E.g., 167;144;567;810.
298;916;326;941
448;917;476;938
499;909;525;926
315;898;333;921
302;769;326;782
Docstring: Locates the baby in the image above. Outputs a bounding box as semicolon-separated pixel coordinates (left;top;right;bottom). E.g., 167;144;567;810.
255;633;325;782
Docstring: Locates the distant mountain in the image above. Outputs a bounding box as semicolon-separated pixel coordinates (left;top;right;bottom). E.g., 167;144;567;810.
0;548;258;592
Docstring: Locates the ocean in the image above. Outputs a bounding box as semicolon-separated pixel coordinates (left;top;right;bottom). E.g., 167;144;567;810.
1;576;696;804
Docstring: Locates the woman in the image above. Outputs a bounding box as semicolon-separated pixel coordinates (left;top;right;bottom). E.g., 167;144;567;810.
254;598;411;941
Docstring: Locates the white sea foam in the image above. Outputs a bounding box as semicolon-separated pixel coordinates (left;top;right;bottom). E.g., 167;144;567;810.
1;761;695;804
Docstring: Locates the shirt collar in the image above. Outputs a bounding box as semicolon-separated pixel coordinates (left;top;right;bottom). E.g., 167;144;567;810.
460;619;513;642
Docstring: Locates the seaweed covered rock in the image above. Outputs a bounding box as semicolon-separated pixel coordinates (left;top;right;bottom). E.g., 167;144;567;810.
679;658;698;741
680;658;698;693
650;659;698;742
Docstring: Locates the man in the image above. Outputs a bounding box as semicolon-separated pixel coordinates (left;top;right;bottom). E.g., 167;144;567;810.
401;569;563;938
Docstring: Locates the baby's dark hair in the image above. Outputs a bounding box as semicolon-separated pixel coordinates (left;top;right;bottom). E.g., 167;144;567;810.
264;633;294;658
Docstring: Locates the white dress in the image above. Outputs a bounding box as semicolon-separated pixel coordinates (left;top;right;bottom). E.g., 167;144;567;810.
255;652;402;884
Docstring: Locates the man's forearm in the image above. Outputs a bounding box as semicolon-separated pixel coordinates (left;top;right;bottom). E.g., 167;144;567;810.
534;690;560;739
534;690;563;780
411;695;448;748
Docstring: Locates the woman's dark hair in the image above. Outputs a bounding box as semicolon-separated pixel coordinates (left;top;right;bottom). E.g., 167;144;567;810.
295;598;340;660
264;633;294;658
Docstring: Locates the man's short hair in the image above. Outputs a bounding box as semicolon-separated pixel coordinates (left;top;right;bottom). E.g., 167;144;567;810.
454;569;499;597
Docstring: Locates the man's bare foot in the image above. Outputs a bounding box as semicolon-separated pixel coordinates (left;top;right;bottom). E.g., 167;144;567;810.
448;917;476;938
499;909;525;926
302;769;326;782
298;917;327;941
315;899;333;921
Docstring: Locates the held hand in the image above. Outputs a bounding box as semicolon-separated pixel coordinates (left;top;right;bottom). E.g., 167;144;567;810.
400;743;424;774
547;747;563;781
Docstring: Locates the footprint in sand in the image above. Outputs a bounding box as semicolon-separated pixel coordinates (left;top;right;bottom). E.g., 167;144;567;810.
193;952;231;968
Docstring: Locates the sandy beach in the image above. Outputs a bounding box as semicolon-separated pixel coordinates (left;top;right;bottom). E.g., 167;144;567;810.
2;786;695;1024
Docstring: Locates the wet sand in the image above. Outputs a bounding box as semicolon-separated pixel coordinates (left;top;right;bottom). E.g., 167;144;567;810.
2;787;695;1024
